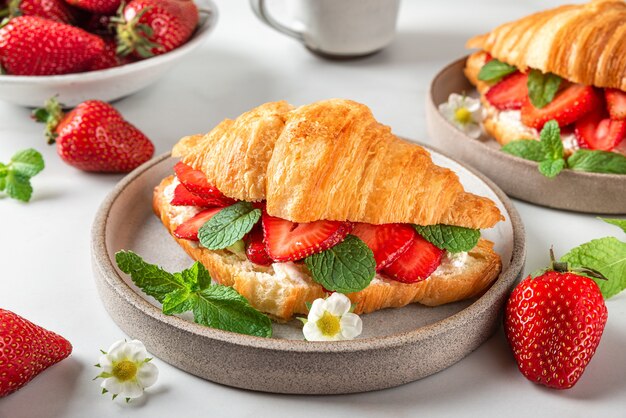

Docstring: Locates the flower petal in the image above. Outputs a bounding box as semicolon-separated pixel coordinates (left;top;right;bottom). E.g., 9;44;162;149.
340;313;363;340
303;320;327;341
307;299;326;322
324;293;351;316
125;340;149;363
98;354;113;373
102;377;123;395
136;362;159;389
448;93;464;107
106;340;128;362
464;98;482;112
465;123;482;139
120;380;145;399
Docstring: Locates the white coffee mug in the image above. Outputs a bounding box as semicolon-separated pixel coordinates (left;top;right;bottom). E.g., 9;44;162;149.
249;0;401;57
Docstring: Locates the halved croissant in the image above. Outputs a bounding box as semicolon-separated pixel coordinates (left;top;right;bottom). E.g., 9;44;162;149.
174;99;504;229
467;0;626;91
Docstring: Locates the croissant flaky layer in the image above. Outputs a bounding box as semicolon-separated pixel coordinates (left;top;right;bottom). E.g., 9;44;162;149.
467;0;626;91
173;99;504;229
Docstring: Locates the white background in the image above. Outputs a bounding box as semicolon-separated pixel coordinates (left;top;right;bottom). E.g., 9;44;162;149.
1;1;625;417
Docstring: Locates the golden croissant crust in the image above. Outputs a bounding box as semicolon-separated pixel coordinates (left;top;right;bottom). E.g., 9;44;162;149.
174;99;504;229
467;0;626;92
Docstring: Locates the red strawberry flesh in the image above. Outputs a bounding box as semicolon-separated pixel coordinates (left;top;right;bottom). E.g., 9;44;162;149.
485;72;528;110
521;84;600;130
0;309;72;397
173;162;236;207
605;88;626;120
173;207;222;241
262;212;353;262
244;225;272;266
575;108;626;151
382;234;444;283
351;223;416;271
504;271;607;389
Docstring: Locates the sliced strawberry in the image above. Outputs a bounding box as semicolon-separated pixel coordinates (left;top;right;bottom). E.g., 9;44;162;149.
173;162;236;207
244;225;272;266
485;72;528;110
521;84;600;130
575;108;626;151
605;88;626;120
262;212;353;262
171;183;217;207
382;235;444;284
173;207;222;241
351;223;416;271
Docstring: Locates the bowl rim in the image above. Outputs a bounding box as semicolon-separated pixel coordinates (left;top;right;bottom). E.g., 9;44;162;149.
429;55;626;181
92;146;526;354
0;0;218;84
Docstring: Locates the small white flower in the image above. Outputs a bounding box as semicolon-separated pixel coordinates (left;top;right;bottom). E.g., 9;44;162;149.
95;340;158;402
301;293;362;341
438;93;483;138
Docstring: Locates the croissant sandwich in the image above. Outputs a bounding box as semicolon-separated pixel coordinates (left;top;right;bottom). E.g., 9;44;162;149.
465;0;626;155
153;99;504;320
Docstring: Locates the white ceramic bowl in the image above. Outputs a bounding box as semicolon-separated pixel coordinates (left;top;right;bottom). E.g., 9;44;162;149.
0;0;217;108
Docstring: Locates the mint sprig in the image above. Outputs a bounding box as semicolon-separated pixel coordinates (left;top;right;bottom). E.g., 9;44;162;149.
560;218;626;299
0;149;45;202
115;250;272;337
527;70;562;109
198;202;261;250
305;235;375;293
567;150;626;174
477;59;517;82
413;224;480;253
500;140;544;162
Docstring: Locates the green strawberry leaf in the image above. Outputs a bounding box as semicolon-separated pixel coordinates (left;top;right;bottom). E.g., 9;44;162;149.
413;224;480;253
538;158;566;178
191;286;273;338
527;70;562;109
198;202;261;250
10;148;44;177
501;140;545;162
305;235;375;293
115;250;187;303
539;120;564;161
600;218;626;234
477;59;517;82
567;150;626;174
561;237;626;299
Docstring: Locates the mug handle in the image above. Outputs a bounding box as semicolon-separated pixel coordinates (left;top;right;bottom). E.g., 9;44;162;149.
249;0;304;42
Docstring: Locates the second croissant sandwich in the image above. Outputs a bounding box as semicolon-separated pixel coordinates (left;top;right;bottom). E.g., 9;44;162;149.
153;99;504;320
465;0;626;155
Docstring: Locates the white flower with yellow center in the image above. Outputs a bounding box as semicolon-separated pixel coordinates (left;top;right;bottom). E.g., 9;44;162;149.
95;340;158;402
438;93;483;138
301;293;362;341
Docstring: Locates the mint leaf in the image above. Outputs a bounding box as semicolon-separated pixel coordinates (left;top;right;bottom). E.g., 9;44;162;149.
414;224;480;253
527;70;562;109
600;218;626;234
477;59;517;82
305;235;375;293
539;120;563;161
198;202;261;250
115;250;187;303
561;237;626;299
567;150;626;174
539;158;566;178
4;171;33;202
11;149;44;177
0;177;5;192
192;286;272;337
501;140;544;162
176;261;212;291
162;288;193;315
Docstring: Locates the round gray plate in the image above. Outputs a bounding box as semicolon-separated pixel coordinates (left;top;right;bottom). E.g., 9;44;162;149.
426;56;626;214
91;149;525;394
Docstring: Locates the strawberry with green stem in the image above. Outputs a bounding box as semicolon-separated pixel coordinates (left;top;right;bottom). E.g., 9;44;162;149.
5;0;77;24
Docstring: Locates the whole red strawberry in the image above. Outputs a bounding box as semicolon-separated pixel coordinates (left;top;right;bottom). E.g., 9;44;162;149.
505;263;608;389
0;309;72;397
88;38;133;71
7;0;77;24
115;0;198;58
65;0;120;14
0;16;104;75
33;98;154;172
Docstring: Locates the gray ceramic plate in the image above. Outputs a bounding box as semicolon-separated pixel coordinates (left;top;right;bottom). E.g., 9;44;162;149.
91;149;525;394
426;56;626;214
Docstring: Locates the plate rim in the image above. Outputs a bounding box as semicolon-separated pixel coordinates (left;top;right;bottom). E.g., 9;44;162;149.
92;146;526;354
429;55;626;182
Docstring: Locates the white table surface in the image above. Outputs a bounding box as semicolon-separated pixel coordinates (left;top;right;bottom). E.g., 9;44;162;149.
1;1;625;417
